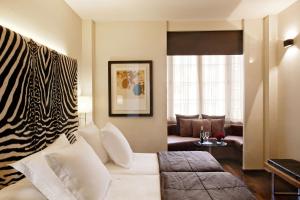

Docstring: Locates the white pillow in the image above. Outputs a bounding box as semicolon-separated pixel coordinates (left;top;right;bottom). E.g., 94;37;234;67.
77;122;109;163
10;134;76;200
101;122;133;168
45;136;111;200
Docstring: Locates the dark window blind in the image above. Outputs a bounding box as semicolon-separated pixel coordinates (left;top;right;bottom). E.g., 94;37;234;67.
167;30;243;55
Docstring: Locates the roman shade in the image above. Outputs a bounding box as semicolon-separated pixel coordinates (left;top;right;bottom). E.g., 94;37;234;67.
167;30;243;55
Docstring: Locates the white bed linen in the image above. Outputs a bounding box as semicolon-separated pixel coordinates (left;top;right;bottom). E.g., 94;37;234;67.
105;174;161;200
0;153;161;200
0;175;161;200
0;178;46;200
105;153;159;175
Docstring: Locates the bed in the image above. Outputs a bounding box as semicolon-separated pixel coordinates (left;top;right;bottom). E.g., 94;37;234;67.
0;149;256;200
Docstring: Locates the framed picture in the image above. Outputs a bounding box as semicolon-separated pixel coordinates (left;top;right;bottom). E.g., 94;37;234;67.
108;60;153;117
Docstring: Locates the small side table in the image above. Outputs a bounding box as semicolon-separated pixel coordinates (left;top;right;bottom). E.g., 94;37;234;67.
194;140;227;154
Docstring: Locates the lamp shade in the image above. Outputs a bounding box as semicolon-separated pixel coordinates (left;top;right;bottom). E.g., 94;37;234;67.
78;96;92;113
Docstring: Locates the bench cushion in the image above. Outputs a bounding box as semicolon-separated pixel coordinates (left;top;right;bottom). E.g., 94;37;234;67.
224;135;243;151
168;135;199;144
158;151;224;172
161;172;255;200
167;135;199;151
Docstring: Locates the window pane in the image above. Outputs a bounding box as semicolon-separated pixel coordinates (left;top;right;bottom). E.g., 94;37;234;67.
202;56;226;116
167;55;243;122
230;55;244;122
172;56;199;116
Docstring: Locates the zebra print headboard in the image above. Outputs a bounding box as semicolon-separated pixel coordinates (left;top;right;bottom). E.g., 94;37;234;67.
0;25;78;189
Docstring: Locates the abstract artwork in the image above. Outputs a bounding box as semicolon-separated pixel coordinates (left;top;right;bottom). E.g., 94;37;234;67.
108;61;152;116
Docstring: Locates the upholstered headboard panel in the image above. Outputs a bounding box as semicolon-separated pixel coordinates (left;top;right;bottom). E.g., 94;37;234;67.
0;25;78;188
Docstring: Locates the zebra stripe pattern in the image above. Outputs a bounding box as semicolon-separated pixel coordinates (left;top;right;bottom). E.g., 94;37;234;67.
0;25;78;189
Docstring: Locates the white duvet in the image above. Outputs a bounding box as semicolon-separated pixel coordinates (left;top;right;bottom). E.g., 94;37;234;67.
105;153;159;175
0;153;161;200
0;174;161;200
106;174;160;200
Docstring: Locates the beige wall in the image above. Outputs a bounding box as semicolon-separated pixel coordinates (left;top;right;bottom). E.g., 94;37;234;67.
276;0;300;161
0;0;81;61
263;15;279;161
79;20;95;125
81;20;95;96
94;21;168;153
243;19;264;169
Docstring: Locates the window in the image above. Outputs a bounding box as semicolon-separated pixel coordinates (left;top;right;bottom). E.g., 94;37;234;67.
167;56;199;119
167;55;244;122
202;56;226;116
229;55;244;122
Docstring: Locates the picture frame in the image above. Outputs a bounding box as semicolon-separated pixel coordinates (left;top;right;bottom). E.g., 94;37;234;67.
108;60;153;117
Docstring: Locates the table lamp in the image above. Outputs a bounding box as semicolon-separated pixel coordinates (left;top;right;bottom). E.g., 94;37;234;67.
78;96;92;125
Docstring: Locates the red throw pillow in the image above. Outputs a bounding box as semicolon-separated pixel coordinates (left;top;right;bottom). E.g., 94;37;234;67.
214;131;225;141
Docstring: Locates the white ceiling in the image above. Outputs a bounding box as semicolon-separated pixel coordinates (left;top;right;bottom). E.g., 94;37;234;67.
64;0;298;21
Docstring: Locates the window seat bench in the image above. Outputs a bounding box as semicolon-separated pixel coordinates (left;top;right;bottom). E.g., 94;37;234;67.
167;123;243;162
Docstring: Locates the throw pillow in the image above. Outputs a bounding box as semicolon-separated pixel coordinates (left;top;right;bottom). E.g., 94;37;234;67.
191;119;211;138
175;114;199;134
211;119;225;138
201;114;225;120
77;122;109;163
179;119;193;137
45;136;111;200
101;122;133;168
